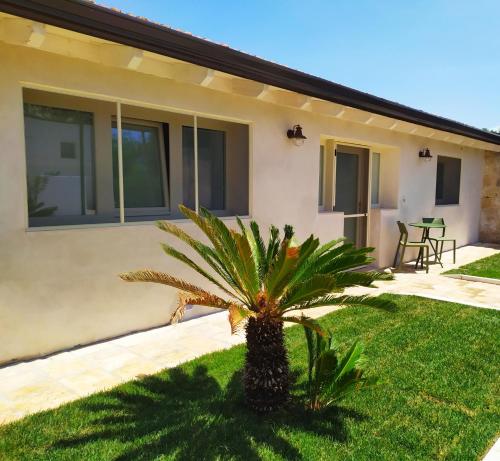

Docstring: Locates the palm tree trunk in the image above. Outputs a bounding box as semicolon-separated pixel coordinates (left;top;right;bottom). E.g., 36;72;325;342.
244;316;290;412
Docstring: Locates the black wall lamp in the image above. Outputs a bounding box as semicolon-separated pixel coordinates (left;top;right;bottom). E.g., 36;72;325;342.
418;147;432;161
287;124;307;146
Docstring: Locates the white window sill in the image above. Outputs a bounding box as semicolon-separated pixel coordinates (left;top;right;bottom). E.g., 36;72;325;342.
317;210;344;216
25;215;250;232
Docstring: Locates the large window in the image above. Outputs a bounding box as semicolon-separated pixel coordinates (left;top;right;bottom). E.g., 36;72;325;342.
435;155;461;205
23;89;249;227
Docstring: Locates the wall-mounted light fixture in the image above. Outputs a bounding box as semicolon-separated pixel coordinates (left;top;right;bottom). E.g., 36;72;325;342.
418;147;432;161
287;124;307;146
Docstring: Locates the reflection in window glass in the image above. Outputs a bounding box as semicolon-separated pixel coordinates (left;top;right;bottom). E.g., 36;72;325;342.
112;122;166;209
24;103;96;227
435;155;461;205
182;126;195;210
182;126;225;211
371;152;380;206
318;145;325;207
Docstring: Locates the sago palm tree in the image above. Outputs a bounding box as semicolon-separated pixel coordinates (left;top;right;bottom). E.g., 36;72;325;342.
120;205;393;413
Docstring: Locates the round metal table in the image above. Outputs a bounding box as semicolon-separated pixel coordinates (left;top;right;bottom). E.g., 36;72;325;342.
409;222;446;268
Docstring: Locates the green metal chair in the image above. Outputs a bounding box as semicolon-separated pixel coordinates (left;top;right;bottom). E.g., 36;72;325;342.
393;221;429;273
422;217;456;264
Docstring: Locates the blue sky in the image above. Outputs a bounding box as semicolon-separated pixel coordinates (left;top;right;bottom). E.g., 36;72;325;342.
104;0;499;129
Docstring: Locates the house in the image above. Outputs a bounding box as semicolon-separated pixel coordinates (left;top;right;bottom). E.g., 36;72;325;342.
1;1;499;365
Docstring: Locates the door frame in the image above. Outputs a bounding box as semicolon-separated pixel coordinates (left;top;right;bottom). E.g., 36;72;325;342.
331;140;373;247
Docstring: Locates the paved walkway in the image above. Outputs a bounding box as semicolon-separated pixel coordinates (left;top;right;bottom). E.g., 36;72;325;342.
0;244;498;426
365;243;500;310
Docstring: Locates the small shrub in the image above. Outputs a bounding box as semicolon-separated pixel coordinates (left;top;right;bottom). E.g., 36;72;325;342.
303;325;377;410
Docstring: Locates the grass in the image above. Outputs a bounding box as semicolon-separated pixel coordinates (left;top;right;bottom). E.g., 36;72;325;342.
0;294;499;460
445;253;500;280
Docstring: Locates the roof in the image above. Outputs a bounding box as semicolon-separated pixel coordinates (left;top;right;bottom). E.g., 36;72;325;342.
1;0;499;146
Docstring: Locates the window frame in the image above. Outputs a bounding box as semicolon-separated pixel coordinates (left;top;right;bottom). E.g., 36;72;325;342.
370;152;381;208
182;125;227;213
23;102;98;226
435;155;461;206
318;144;326;210
111;117;170;217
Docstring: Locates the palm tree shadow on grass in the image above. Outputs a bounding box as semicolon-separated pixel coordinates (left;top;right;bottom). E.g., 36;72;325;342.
53;365;366;460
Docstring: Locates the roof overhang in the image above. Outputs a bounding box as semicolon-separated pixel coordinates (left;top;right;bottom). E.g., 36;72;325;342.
1;0;499;147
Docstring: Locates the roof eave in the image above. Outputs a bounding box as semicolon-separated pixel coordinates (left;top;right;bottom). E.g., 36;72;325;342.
1;0;499;146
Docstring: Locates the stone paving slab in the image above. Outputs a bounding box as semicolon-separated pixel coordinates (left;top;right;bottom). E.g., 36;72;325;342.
483;437;500;461
0;244;498;427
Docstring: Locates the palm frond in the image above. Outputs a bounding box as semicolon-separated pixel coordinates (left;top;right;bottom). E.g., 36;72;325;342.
287;294;396;313
322;341;379;404
314;237;346;258
198;208;257;305
288;239;351;284
170;292;234;324
156;220;243;296
265;225;280;269
303;324;316;388
324;375;378;406
161;243;241;300
303;244;374;278
179;206;256;306
249;221;267;278
327;270;394;289
283;224;294;240
320;253;375;274
236;217;263;283
232;229;260;299
237;218;267;281
264;242;300;301
279;274;340;309
332;341;365;383
179;206;243;285
171;292;190;324
282;315;328;336
120;270;211;298
313;243;372;272
228;304;255;334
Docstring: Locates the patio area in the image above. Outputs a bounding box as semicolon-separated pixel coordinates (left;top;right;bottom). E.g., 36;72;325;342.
0;243;498;426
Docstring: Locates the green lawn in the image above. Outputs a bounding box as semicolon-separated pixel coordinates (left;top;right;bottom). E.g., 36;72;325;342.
445;253;500;280
0;295;499;460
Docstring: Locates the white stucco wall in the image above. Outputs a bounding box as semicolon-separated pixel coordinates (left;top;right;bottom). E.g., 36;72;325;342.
0;42;487;363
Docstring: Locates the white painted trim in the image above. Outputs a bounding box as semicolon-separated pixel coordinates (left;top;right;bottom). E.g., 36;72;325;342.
333;140;371;150
25;215;251;232
367;147;373;245
193;114;199;213
116;101;125;224
247;122;254;219
443;274;500;286
389;292;499;311
318;143;327;211
19;81;252;125
332;141;337;209
344;213;368;218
